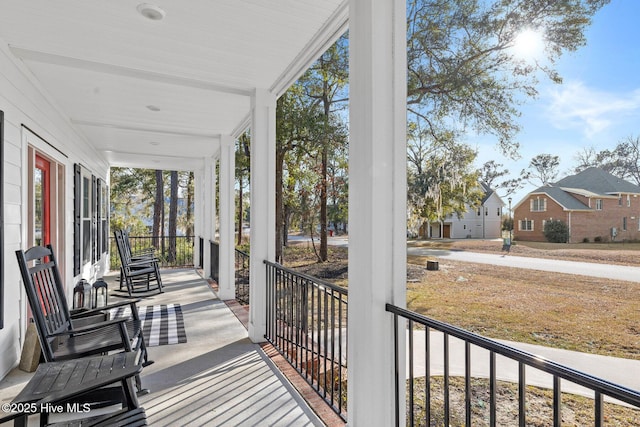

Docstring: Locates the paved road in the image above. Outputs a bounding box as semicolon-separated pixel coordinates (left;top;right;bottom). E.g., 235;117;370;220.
292;234;640;282
407;246;640;283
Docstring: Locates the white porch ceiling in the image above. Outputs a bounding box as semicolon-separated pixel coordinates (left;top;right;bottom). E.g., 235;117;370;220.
0;0;348;170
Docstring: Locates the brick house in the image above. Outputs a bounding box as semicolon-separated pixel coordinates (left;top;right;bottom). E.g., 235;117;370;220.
513;167;640;243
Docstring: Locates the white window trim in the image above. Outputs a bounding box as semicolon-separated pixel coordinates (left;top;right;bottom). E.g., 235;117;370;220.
530;197;546;212
519;218;534;231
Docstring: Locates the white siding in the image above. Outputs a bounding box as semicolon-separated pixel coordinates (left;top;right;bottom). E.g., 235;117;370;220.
0;41;110;378
441;192;504;239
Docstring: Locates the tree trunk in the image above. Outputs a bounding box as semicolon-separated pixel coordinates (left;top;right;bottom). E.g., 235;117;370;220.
275;149;285;263
168;171;178;262
237;174;244;246
153;170;163;249
186;172;194;241
319;143;328;261
284;177;295;247
319;83;330;262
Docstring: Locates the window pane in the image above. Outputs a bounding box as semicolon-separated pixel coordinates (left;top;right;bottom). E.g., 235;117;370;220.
83;177;90;218
35;168;43;245
83;219;91;264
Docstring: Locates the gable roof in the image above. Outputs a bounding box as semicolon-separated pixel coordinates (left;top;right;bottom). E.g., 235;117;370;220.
530;186;591;211
554;167;640;196
480;181;494;204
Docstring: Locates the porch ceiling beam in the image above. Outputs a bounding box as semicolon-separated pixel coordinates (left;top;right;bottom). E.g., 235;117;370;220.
103;150;207;162
9;46;254;97
71;119;221;139
270;2;349;97
232;3;348;139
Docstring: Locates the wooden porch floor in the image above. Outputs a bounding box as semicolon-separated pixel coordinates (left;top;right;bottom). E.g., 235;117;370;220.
0;269;323;426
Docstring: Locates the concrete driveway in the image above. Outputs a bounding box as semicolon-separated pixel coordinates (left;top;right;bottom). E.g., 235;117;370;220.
407;246;640;283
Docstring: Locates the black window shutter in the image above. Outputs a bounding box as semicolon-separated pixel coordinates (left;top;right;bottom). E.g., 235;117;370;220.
96;178;102;261
73;164;81;275
92;175;97;263
105;185;110;254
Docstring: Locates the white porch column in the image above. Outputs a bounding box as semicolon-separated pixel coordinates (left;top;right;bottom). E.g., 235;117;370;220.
193;168;204;267
218;135;236;300
202;156;217;278
348;0;407;425
248;88;276;342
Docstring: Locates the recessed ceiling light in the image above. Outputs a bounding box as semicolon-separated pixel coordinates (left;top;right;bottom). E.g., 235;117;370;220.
137;3;166;21
146;105;161;112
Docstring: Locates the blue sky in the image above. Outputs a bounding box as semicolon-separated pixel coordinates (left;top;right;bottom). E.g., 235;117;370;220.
473;0;640;204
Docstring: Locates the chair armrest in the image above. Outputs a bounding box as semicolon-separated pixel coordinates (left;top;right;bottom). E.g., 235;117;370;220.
127;259;158;267
131;255;158;262
71;312;108;328
0;410;25;424
80;298;142;315
132;250;155;257
50;317;128;337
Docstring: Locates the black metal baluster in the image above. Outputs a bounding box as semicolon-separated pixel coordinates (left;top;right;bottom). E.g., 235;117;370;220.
409;319;415;427
425;326;430;425
553;376;561;427
330;289;336;406
444;332;450;425
490;351;496;427
595;390;603;427
519;362;526;427
465;341;471;426
323;288;329;397
393;313;400;427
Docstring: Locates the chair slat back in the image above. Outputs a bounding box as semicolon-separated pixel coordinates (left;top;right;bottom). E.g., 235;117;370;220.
121;230;132;259
15;245;72;361
121;230;141;261
114;230;132;268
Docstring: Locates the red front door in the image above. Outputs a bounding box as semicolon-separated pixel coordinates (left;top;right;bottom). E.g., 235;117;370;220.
35;154;51;246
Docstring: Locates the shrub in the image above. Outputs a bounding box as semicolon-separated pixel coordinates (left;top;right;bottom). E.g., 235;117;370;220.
594;236;603;242
582;237;590;243
543;219;570;243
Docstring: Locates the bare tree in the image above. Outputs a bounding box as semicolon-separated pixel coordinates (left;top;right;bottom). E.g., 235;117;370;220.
522;154;560;186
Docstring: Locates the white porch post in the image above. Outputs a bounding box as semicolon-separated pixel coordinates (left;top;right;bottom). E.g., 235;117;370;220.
248;88;276;342
218;135;236;300
348;0;407;425
203;155;217;278
193;168;203;267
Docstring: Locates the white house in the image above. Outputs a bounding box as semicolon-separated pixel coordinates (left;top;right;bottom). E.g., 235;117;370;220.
429;182;505;239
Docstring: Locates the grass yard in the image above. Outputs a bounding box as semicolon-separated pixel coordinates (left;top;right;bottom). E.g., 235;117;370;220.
284;242;640;359
282;241;640;424
406;255;640;360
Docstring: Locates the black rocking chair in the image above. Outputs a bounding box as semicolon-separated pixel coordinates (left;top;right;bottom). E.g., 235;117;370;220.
15;245;153;394
114;230;163;297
